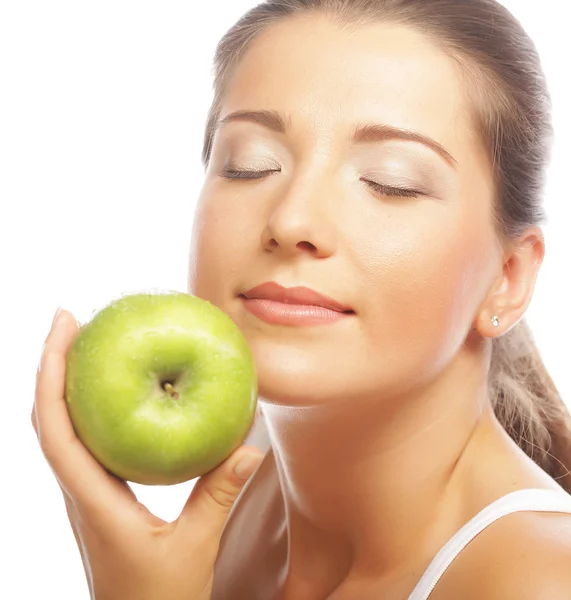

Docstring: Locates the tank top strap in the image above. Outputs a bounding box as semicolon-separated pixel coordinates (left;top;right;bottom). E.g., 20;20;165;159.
408;488;571;600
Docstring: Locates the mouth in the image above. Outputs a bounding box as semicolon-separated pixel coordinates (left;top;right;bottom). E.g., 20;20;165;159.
238;281;355;326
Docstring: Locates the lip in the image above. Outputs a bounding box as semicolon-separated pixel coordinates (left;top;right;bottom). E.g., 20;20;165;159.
239;281;355;326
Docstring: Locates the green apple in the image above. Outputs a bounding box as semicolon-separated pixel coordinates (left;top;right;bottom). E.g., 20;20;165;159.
64;291;258;485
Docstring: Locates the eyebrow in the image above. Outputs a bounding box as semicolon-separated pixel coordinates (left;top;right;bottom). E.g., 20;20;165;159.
214;109;458;169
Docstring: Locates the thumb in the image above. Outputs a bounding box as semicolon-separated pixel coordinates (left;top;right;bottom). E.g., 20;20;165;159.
178;447;265;535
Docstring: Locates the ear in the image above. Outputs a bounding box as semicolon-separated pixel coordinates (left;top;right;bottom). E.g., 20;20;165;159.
474;226;545;338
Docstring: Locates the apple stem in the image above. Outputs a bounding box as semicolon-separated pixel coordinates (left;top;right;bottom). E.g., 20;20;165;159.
163;382;179;399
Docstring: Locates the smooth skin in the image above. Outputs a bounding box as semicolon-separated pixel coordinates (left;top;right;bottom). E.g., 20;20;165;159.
187;15;571;600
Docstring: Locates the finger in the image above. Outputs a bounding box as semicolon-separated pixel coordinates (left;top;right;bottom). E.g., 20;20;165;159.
32;308;76;426
177;446;264;541
33;309;142;522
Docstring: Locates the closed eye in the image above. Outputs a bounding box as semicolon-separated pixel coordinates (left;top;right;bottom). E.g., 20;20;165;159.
221;169;278;180
220;169;424;198
361;179;424;198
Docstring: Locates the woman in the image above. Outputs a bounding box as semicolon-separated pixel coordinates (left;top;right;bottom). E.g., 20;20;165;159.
32;0;571;598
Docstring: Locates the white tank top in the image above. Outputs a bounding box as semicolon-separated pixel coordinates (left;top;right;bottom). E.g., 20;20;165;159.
408;488;571;599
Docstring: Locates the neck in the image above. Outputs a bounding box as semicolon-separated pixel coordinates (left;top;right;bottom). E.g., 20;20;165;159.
259;356;515;598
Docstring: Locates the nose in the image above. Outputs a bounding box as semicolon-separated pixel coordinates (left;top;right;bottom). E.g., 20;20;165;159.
261;174;338;259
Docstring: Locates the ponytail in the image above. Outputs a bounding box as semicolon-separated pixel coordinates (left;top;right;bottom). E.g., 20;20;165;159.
491;319;571;493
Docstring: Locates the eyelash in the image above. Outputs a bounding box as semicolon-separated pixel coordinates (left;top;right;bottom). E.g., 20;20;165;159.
220;169;423;198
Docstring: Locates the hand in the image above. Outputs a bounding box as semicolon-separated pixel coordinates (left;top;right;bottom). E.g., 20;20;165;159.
32;308;264;600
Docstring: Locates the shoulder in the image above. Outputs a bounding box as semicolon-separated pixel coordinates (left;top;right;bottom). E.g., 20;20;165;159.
432;510;571;600
483;536;571;599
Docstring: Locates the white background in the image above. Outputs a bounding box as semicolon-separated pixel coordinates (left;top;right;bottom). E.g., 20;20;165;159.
1;1;569;598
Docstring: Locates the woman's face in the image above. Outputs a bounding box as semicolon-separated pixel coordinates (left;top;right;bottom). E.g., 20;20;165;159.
188;16;501;407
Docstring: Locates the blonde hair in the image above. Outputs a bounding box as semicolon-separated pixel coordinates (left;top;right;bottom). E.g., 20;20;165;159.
201;0;571;491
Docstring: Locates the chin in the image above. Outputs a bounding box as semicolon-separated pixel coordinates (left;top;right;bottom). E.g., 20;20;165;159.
252;348;356;407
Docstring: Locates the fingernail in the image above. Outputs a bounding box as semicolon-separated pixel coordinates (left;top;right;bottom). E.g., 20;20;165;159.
52;307;63;326
233;452;263;480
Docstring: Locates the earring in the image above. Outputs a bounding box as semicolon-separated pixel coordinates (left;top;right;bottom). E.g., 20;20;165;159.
491;315;500;327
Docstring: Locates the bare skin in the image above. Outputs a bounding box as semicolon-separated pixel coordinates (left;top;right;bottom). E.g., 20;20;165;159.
188;15;571;600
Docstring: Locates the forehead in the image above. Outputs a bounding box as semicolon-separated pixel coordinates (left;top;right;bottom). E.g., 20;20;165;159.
220;15;474;150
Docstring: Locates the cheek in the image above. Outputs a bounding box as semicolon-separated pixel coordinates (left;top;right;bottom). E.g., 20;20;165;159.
188;190;253;304
357;204;491;381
